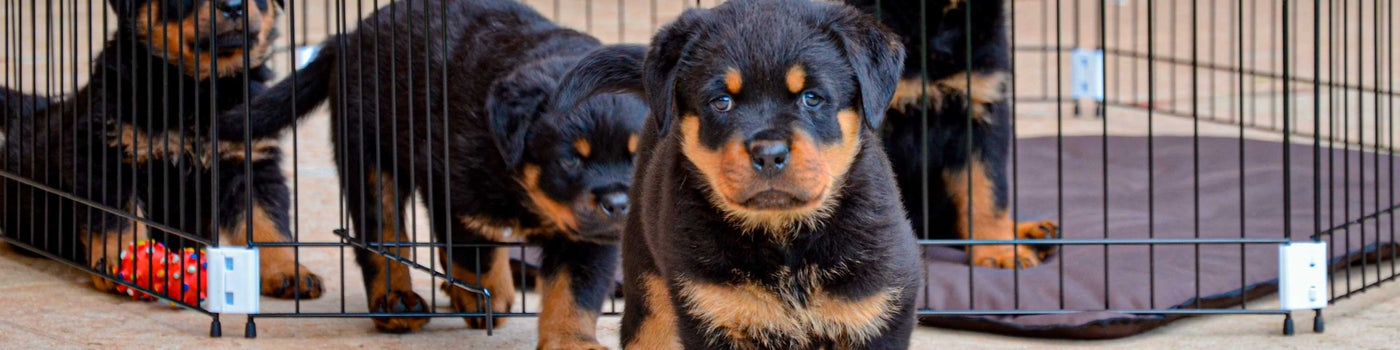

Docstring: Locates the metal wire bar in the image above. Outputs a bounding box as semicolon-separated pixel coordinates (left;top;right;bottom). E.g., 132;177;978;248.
0;170;211;244
1148;0;1157;310
332;229;491;296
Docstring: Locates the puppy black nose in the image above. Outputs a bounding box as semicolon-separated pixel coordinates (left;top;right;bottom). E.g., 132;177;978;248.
218;0;246;18
748;140;790;176
596;191;629;219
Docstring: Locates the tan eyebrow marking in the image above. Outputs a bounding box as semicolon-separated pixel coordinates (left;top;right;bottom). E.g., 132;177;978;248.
725;67;743;94
574;138;592;158
786;64;806;94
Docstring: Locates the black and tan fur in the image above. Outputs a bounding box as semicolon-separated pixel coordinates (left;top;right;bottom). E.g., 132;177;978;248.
0;0;323;299
215;0;648;346
846;0;1059;269
557;0;919;348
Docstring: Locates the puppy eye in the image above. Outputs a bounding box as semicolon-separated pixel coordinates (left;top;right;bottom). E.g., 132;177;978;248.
801;92;824;108
710;96;733;113
559;156;581;171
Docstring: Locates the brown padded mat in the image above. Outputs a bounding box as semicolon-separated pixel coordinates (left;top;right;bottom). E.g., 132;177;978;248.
511;135;1399;339
915;135;1399;339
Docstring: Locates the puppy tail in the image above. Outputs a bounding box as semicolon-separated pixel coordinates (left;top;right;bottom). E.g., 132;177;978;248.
553;44;647;113
216;39;339;141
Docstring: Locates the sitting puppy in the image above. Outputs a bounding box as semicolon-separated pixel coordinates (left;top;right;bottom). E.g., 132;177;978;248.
218;0;647;346
557;0;919;348
845;0;1059;268
0;0;324;299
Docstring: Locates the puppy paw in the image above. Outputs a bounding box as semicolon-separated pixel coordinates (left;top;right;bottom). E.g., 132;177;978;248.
465;312;508;329
262;270;324;299
89;258;120;293
1017;220;1060;260
442;281;511;329
970;245;1043;269
369;290;430;333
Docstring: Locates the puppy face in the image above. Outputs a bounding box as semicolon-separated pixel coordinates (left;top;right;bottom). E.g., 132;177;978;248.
677;54;863;234
518;95;646;242
545;1;903;236
488;59;648;243
117;0;281;79
663;1;903;234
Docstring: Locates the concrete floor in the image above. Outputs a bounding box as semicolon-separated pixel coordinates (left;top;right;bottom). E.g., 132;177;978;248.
3;238;1399;349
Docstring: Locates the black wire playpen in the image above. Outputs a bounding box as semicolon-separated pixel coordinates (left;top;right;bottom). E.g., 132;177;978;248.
1;0;1397;340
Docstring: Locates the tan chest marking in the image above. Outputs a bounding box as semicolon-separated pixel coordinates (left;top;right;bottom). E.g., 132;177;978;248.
458;215;553;241
677;278;900;347
457;216;513;241
889;71;1009;123
108;124;279;165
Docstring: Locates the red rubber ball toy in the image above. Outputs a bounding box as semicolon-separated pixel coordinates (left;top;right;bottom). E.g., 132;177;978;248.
110;240;208;306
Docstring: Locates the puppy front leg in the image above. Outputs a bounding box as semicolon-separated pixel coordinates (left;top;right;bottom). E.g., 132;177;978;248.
536;237;618;350
441;216;516;329
441;244;514;329
216;155;324;299
946;159;1047;269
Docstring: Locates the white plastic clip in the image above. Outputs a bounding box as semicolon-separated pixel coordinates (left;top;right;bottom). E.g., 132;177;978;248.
205;247;260;314
1070;49;1106;102
1279;242;1329;310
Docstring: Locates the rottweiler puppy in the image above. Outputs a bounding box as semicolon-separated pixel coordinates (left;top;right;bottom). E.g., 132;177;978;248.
216;0;647;345
0;0;324;299
556;0;920;348
846;0;1059;268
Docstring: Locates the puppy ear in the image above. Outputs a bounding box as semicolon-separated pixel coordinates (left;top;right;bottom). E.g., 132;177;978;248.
553;44;647;113
643;9;708;135
825;6;906;130
107;0;132;17
488;69;556;170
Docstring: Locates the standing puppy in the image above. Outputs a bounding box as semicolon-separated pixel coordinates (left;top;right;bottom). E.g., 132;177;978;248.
844;0;1060;269
558;0;919;348
217;0;648;346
